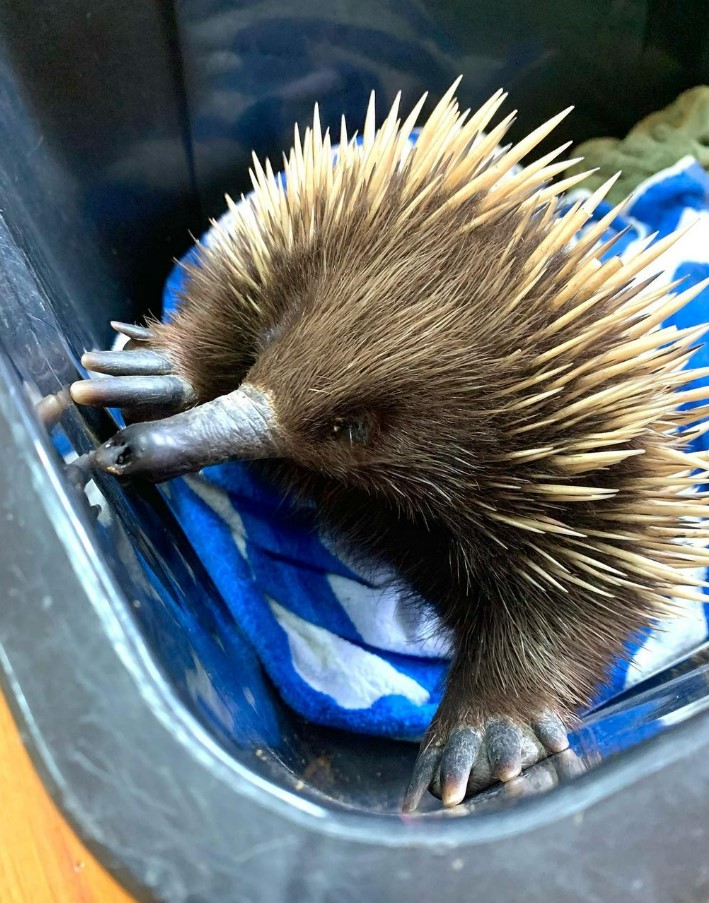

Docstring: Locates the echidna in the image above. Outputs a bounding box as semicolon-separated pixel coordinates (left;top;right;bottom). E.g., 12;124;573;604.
71;79;709;811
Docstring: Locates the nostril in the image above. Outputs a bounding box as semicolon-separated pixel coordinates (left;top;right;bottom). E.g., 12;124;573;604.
115;446;133;467
92;429;144;477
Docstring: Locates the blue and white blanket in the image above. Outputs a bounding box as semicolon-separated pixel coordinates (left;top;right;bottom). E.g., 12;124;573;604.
157;149;709;743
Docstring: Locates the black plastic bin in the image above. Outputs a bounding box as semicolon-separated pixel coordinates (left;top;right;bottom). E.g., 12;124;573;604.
1;2;709;901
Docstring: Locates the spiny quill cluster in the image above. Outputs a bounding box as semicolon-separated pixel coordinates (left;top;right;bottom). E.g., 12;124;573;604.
80;79;709;806
162;79;709;632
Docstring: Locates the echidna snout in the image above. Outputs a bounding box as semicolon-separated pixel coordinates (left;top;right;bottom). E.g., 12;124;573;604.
88;384;279;481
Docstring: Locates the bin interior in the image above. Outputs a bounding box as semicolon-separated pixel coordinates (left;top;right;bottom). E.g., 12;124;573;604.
1;0;709;817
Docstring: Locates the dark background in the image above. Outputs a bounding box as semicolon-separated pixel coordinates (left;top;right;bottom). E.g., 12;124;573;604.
0;0;707;343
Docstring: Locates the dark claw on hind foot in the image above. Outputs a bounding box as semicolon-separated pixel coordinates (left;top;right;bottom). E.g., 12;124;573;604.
532;711;569;754
402;744;443;813
440;727;481;807
486;719;523;782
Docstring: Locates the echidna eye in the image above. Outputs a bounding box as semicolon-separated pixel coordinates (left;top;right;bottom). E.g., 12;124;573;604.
332;415;369;444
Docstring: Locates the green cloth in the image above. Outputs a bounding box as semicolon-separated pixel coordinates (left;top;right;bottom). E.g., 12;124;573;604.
569;86;709;204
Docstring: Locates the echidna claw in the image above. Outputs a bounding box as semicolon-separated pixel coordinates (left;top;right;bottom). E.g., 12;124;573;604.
81;349;174;376
532;711;569;753
71;334;197;421
110;320;155;342
403;709;569;812
402;743;443;813
439;726;482;807
496;748;586;801
486;718;524;782
71;374;195;410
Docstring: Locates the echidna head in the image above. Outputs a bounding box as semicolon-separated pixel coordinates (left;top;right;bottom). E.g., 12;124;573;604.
104;170;541;526
108;83;576;514
239;195;515;514
100;207;503;524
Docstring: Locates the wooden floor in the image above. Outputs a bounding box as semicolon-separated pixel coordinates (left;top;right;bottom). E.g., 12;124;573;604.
0;691;136;903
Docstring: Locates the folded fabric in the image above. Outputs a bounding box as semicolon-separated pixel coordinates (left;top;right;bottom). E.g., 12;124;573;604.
569;86;709;205
158;147;709;743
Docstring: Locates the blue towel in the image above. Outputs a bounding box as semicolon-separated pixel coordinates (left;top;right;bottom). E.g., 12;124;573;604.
156;150;709;743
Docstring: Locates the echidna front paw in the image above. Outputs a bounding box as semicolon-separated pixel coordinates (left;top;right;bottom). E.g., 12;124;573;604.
402;710;569;812
70;321;196;420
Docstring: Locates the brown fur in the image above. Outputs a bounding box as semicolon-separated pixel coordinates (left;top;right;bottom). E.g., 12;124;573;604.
148;84;709;732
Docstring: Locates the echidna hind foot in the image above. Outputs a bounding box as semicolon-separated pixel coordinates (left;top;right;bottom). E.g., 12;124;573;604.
402;684;569;811
70;321;197;424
